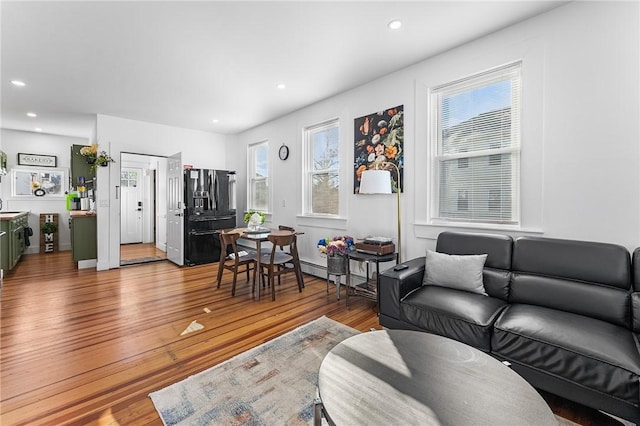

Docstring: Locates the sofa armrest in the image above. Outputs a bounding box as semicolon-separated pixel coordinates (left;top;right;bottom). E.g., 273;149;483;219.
632;293;640;333
379;257;425;321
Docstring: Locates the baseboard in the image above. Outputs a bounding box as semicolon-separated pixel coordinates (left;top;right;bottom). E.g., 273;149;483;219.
233;246;365;286
25;244;72;254
78;259;97;269
300;260;329;280
299;260;368;285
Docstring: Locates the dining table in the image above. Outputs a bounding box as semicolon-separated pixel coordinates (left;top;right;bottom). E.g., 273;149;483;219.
228;227;298;301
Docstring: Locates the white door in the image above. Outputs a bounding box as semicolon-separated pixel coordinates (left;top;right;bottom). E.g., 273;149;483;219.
120;167;143;244
167;152;184;265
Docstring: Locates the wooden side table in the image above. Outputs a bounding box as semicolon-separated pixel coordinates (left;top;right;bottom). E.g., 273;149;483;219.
346;251;397;307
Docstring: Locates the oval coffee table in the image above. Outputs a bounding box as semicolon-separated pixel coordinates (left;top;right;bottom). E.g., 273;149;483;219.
316;330;557;425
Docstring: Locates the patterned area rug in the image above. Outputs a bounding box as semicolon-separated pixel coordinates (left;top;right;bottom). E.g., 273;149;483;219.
149;316;359;425
150;316;582;426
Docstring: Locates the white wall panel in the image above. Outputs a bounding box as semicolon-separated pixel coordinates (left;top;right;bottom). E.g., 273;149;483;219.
230;1;640;271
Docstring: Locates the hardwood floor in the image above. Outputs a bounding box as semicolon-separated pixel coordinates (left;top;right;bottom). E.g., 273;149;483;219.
0;251;623;425
120;243;167;265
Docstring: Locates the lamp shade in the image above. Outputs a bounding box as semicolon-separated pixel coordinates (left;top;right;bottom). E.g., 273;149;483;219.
359;169;392;194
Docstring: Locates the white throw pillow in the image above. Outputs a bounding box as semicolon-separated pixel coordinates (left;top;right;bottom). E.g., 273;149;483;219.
423;250;488;295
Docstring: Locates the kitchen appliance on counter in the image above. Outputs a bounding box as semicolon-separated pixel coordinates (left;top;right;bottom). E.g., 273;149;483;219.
184;168;237;266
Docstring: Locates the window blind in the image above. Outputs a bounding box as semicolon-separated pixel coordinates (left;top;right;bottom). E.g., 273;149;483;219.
433;62;521;224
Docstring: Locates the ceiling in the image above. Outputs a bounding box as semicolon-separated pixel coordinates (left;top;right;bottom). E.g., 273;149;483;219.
1;1;567;139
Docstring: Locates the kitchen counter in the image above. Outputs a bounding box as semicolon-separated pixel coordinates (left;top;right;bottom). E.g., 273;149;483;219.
0;211;29;220
70;210;96;217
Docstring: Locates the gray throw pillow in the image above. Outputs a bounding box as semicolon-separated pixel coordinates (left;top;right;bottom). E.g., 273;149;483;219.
423;250;488;295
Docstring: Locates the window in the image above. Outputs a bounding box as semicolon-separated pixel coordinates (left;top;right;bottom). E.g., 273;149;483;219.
431;63;521;225
12;168;66;197
248;141;269;212
304;119;340;215
120;170;139;188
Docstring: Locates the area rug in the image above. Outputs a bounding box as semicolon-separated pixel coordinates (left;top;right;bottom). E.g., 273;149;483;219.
150;316;582;426
149;316;359;425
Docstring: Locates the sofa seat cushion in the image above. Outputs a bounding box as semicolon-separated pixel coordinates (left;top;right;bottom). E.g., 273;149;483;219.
493;304;640;406
400;285;508;351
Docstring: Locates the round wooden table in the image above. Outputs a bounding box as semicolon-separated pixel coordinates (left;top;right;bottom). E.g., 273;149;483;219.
317;330;557;426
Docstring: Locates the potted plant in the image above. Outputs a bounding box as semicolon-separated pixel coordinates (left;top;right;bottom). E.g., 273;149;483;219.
80;144;115;171
317;235;356;274
80;143;98;164
92;151;115;171
41;221;57;235
243;210;265;231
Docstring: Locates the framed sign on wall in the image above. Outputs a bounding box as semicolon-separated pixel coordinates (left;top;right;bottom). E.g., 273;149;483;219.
18;153;57;168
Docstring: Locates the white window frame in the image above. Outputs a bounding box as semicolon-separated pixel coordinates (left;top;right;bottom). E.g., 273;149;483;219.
303;118;340;216
247;140;269;213
430;62;521;227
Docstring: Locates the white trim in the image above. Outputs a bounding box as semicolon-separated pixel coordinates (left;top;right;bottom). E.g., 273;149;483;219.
302;118;341;217
429;62;521;226
247;140;270;213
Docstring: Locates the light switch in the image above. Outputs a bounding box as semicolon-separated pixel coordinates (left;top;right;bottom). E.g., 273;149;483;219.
100;200;109;207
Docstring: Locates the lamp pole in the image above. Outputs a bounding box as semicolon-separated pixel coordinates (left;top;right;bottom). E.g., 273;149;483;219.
373;161;402;263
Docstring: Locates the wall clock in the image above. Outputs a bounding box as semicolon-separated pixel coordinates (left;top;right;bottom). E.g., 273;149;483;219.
279;144;289;161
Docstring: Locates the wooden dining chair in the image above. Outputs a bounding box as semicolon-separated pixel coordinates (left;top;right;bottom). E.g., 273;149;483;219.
217;231;257;296
278;225;305;288
257;233;304;301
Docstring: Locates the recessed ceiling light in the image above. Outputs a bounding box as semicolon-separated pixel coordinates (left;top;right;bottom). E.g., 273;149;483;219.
276;83;286;90
388;20;403;30
212;119;219;124
27;112;37;118
35;128;43;132
11;80;26;87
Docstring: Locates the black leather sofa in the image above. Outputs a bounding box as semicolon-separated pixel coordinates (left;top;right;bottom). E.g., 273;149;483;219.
379;231;640;423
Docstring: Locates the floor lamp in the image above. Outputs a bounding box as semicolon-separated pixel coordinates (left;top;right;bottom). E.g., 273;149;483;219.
359;162;402;263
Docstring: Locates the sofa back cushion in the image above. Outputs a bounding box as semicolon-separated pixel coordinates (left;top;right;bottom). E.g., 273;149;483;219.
436;231;513;300
512;236;631;327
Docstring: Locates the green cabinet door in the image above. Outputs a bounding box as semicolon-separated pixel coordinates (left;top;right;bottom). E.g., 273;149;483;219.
0;221;9;272
71;216;97;261
0;213;27;272
10;224;22;269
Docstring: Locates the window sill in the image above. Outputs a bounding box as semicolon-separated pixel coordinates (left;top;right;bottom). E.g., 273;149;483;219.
296;214;348;230
414;221;543;241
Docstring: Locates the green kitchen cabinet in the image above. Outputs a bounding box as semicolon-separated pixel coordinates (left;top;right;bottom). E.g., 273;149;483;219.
70;215;97;261
0;212;28;272
70;144;94;187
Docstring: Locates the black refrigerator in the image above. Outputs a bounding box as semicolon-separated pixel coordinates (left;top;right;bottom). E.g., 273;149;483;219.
184;168;237;266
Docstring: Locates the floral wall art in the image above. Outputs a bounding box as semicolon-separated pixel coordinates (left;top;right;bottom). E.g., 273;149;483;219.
354;105;404;194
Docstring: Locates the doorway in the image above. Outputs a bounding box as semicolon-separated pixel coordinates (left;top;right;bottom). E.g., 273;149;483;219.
120;153;168;266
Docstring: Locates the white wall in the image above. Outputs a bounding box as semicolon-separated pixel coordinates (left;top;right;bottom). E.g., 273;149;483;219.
0;129;89;252
94;115;228;270
230;1;640;270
